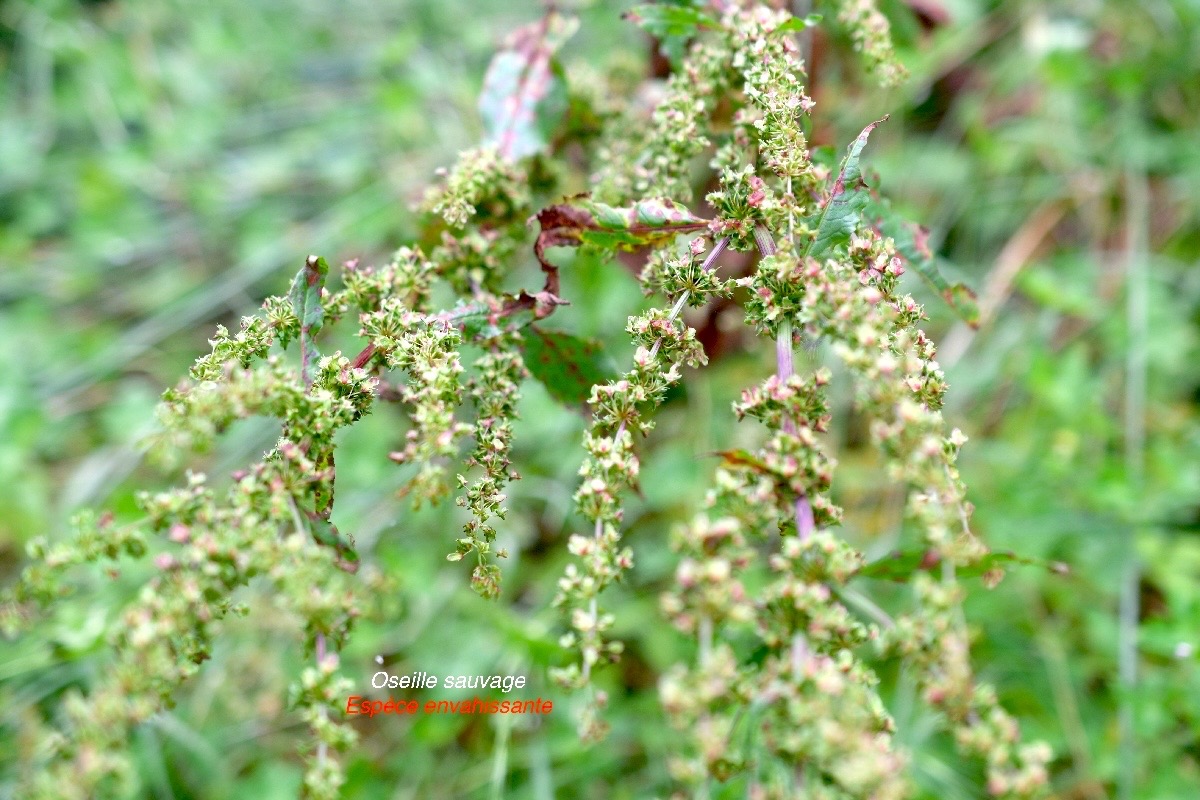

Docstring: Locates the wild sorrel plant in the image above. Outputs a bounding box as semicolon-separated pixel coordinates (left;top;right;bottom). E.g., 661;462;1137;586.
2;2;1054;798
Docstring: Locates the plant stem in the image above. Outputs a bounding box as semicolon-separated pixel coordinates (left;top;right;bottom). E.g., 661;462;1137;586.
489;717;512;800
755;226;816;541
351;343;375;369
837;587;895;630
288;495;329;772
755;224;814;786
699;614;713;665
1118;158;1149;800
315;633;328;766
295;323;331;771
300;331;311;387
778;318;816;541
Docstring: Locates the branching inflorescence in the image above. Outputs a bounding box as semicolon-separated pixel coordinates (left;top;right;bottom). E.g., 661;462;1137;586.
551;3;1049;796
2;2;1051;798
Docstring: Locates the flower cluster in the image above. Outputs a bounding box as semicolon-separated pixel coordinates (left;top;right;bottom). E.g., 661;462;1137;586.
881;575;1053;797
656;327;904;796
2;234;503;795
793;231;985;564
835;0;908;86
640;236;735;305
707;166;776;250
431;226;518;297
732;6;816;180
740;224;1048;794
364;302;472;505
335;247;435;315
187;315;275;381
552;235;726;739
425;145;529;229
7;374;377;798
452;340;526;599
592;25;734;203
290;652;359;799
554;3;1048;796
732;368;842;528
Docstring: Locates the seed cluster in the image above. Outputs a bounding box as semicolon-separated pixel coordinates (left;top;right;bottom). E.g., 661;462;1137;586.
2;3;1051;797
551;238;720;740
835;0;908;86
453;341;526;600
8;345;380;797
562;4;1050;796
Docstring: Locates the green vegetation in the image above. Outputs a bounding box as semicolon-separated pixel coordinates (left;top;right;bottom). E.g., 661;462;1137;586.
1;1;1197;798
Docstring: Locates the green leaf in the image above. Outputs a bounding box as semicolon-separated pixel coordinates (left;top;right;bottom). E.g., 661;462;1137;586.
623;3;715;64
805;117;887;262
446;289;567;341
286;255;329;381
534;197;710;272
802;120;981;328
624;4;715;39
519;325;617;407
479;11;579;161
869;201;982;327
287;255;328;334
775;13;822;33
455;301;519;341
857;548;1068;583
306;514;359;575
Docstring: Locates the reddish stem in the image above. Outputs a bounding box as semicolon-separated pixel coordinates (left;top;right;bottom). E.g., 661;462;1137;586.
351;343;376;370
756;226;816;541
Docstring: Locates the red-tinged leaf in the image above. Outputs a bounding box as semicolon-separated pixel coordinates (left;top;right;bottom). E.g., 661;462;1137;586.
287;255;329;382
941;281;981;326
287;254;328;334
449;290;567;340
306;513;359;575
711;449;773;475
857;548;1068;583
805;117;888;262
869;202;981;327
533;196;710;286
480;11;578;162
519;325;617;407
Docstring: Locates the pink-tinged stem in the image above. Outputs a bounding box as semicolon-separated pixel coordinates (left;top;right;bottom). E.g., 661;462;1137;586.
756;226;815;541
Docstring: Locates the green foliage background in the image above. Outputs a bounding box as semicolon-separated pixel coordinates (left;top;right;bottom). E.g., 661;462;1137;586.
2;0;1198;797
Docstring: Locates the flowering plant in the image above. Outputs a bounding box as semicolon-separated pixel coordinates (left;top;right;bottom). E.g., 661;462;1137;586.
2;2;1052;798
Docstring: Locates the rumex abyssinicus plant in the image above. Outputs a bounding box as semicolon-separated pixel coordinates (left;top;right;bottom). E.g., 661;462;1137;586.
2;2;1052;798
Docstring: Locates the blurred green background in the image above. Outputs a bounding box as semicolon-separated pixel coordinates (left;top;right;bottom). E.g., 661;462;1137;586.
2;0;1198;797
